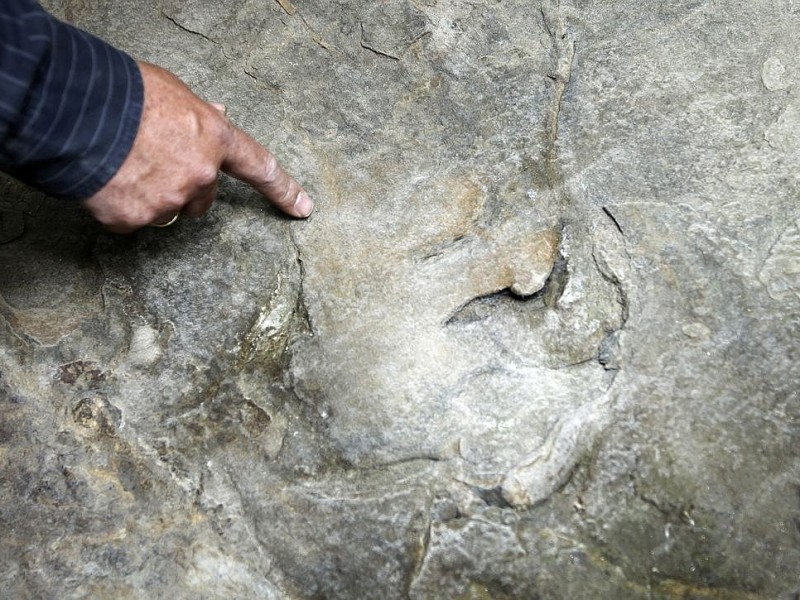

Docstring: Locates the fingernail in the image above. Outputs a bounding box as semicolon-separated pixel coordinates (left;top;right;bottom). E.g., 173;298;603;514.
294;191;314;217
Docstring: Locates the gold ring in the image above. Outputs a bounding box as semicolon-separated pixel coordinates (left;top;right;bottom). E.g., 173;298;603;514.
152;214;179;228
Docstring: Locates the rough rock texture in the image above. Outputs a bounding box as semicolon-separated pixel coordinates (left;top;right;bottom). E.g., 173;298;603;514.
1;0;799;598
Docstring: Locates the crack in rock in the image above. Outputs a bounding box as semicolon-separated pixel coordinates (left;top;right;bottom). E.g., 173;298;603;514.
160;11;216;44
541;0;576;194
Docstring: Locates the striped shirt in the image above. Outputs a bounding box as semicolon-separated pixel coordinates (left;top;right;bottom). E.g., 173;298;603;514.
0;0;143;200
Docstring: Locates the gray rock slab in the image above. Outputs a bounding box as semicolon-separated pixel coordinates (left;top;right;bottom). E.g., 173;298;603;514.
1;0;799;597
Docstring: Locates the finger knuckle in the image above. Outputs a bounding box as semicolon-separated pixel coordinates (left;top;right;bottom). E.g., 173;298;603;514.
263;153;281;184
193;164;219;187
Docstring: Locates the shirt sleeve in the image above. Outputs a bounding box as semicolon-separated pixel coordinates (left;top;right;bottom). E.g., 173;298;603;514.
0;0;143;200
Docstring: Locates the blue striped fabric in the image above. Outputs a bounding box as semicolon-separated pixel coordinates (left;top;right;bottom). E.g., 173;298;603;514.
0;0;143;199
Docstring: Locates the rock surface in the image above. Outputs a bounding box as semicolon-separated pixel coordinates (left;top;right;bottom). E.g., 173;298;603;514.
1;0;799;597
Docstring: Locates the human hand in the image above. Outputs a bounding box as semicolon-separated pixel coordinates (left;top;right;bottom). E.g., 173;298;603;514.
82;61;313;233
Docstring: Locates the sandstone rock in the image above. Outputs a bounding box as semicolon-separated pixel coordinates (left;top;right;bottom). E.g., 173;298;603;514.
1;0;799;597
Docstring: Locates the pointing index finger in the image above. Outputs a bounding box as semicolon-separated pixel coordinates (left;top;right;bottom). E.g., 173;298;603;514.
220;120;314;218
